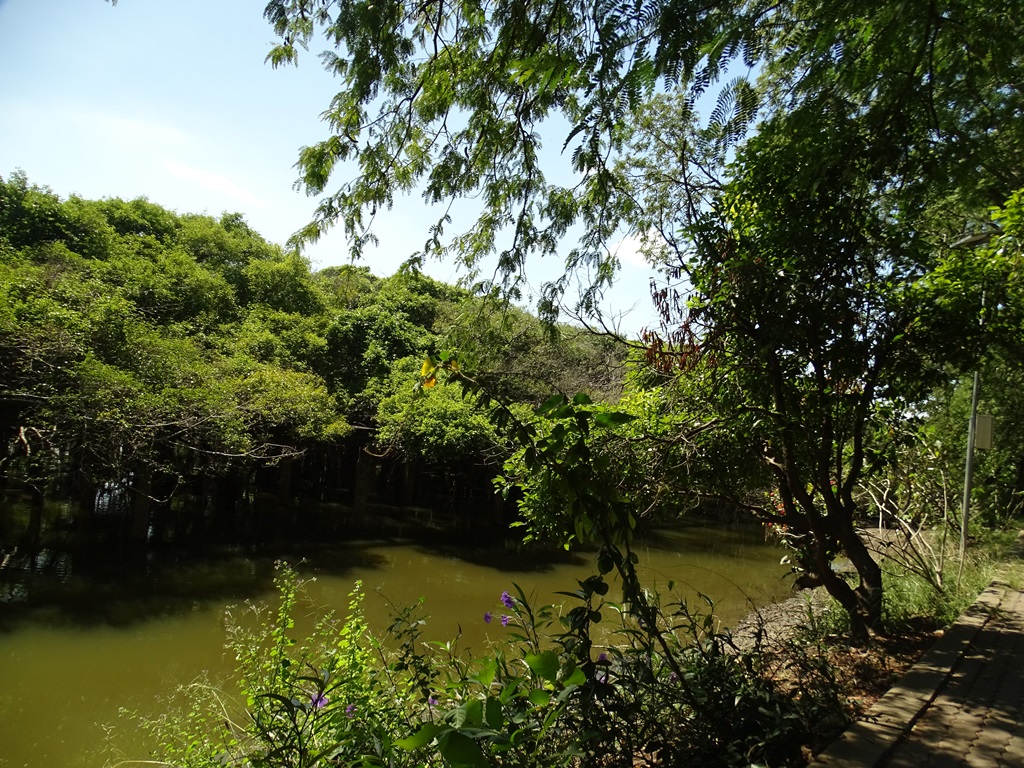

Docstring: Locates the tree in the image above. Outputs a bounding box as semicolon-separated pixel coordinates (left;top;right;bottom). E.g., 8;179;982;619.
375;356;505;464
263;0;1022;307
655;112;943;639
261;0;1022;638
0;175;352;513
910;191;1024;529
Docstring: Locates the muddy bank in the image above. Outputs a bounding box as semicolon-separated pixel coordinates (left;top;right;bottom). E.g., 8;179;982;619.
730;588;835;651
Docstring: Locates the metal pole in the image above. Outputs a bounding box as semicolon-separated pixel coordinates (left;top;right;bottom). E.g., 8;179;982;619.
958;370;980;583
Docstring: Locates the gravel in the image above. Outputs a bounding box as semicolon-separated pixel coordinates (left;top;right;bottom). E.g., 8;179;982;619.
729;587;836;652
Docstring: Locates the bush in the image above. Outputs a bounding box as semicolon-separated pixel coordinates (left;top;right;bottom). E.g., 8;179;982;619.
131;562;848;768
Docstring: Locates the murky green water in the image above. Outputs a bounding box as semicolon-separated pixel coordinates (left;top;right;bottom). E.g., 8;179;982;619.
0;525;789;768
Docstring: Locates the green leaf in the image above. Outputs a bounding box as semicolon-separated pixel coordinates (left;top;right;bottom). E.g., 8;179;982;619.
472;658;498;689
395;723;443;750
593;410;637;428
597;546;620;574
528;688;552;707
485;696;503;729
464;698;484;726
437;731;488;768
536;393;565;415
562;666;586;687
550;404;575;420
525;650;560;681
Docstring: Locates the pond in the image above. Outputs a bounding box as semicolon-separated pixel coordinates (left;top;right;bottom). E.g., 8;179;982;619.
0;505;791;768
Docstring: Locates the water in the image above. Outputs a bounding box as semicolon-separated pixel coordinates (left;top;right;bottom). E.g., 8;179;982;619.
0;521;790;767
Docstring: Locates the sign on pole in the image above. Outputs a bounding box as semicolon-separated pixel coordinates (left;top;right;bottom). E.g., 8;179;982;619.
975;414;993;450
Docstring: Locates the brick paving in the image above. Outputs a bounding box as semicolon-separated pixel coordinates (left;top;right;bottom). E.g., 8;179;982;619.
881;583;1024;767
815;567;1024;767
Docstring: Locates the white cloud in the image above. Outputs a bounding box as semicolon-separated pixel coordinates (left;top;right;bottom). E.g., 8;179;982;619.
612;233;652;268
68;108;195;151
164;159;266;209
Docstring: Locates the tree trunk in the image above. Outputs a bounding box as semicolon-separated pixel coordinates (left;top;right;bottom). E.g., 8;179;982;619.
807;529;873;643
807;520;883;643
277;455;294;505
130;469;152;541
839;522;884;631
354;450;371;518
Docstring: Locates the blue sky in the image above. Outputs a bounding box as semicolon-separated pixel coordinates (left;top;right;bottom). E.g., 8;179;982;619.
0;0;661;334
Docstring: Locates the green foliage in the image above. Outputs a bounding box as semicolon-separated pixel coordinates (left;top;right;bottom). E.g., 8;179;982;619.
493;391;640;549
231;307;329;373
617;109;934;638
0;173;357;495
439;298;628;405
136;563;847;768
138;565;419;768
262;0;1022;318
0;171;631;504
242;251;326;315
881;561;992;632
375;357;504;464
97;246;237;329
916;355;1024;530
498;383;712;546
261;0;1024;644
314;263;379;309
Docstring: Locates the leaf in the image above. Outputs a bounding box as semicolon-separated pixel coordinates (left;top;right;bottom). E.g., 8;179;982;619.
562;666;586;687
528;688;552;707
395;722;443;750
525;650;560;681
551;403;576;419
472;658;498;689
464;698;484;726
437;731;488;768
536;393;565;415
485;696;503;729
597;546;620;574
593;411;637;428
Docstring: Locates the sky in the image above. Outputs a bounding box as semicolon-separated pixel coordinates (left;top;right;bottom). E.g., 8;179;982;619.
0;0;662;334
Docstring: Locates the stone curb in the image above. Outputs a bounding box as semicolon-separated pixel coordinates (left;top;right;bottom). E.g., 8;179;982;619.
813;532;1024;767
813;585;1004;766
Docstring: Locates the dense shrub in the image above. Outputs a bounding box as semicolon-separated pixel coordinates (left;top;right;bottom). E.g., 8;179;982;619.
136;563;849;768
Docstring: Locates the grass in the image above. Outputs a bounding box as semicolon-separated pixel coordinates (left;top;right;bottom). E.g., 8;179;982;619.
792;523;1022;642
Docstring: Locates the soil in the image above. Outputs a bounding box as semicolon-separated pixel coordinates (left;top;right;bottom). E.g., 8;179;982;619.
732;588;942;761
815;620;940;710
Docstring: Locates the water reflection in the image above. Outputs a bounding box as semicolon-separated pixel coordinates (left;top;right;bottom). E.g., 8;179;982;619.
0;495;792;768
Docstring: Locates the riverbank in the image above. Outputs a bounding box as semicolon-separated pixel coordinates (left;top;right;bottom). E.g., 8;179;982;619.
731;585;938;751
731;586;835;652
816;532;1024;765
727;531;1024;763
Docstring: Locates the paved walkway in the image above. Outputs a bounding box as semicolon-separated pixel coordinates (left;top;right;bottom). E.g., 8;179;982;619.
816;565;1024;766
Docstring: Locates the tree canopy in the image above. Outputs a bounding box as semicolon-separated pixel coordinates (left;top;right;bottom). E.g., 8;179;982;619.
0;171;622;518
264;0;1022;310
261;0;1023;639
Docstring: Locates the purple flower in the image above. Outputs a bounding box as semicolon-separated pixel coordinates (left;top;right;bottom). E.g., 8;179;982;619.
500;614;510;626
311;692;328;709
597;652;607;662
345;704;357;717
484;611;493;624
500;591;515;609
428;696;438;707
